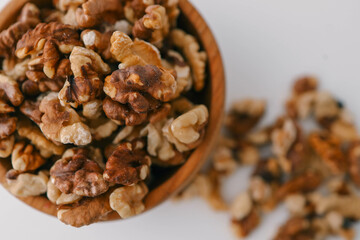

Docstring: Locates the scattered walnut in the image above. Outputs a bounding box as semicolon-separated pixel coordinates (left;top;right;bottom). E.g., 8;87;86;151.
231;209;260;238
163;105;208;152
170;29;207;91
273;217;311;240
124;0;154;23
212;145;237;175
58;46;110;107
103;140;151;185
275;172;322;202
11;142;46;172
20;99;42;124
230;192;253;221
81;29;113;60
225;99;266;136
175;170;228;211
109;182;148;219
284;194;307;216
236;141;260;165
75;0;123;28
308;132;347;174
6;170;48;197
133;5;169;44
314;91;340;127
0;73;24;106
39;92;92;145
249;176;272;204
16;22;82;79
348;141;360;187
17;120;65;158
0;135;15;158
110;31;162;68
57;193;112;227
50;148;109;197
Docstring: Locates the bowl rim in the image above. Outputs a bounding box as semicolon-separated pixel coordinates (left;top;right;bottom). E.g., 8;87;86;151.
0;0;225;222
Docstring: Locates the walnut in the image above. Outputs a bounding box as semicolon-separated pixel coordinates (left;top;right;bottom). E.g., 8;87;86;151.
82;99;103;120
231;209;260;238
124;0;154;23
75;0;123;28
58;46;110;107
0;74;24;106
170;97;194;115
175;170;227;211
348;141;360;187
273;217;312;240
17;121;65;158
0;114;17;139
308;132;347;174
113;126;135;144
20;99;42;124
6;170;48;197
26;58;72;94
162;50;192;98
16;22;82;78
104;20;133;35
110;31;162;68
293;76;318;95
162;105;208;152
0;135;15;158
39;92;92;145
109;182;148;219
2;58;29;81
252;158;282;185
0;22;30;58
50;148;109;197
310;194;360;219
236;141;260;165
314;91;341;127
103;140;151;185
81;30;112;60
140;120;183;164
170;29;207;91
133;5;169;44
104;64;176;104
225;99;266;136
18;3;41;27
57;193;112;227
0;100;14;114
275;172;322;202
90;118;118;140
11;142;46;172
54;0;86;11
47;178;82;205
330;112;358;142
230;192;253;221
249;176;272;204
246;126;272;146
284;194;307;216
212;145;237;175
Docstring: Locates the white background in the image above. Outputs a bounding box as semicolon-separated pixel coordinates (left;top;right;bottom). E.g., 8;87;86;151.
1;0;360;239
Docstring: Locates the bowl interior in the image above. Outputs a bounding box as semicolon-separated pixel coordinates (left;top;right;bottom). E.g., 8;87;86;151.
0;0;225;220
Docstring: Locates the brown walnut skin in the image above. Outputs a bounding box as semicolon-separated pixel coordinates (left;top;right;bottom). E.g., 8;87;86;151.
0;22;30;58
0;114;17;139
20;100;42;124
104;141;150;185
50;148;109;197
348;141;360;187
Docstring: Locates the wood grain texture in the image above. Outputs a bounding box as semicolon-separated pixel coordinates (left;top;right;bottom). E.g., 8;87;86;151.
0;0;225;222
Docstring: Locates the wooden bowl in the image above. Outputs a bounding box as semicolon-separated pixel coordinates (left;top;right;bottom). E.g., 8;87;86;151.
0;0;225;221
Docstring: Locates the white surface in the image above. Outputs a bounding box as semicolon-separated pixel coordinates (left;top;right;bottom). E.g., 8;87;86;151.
1;0;360;239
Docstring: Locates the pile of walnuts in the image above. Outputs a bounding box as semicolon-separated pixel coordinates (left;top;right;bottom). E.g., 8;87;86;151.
175;76;360;240
0;0;208;227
